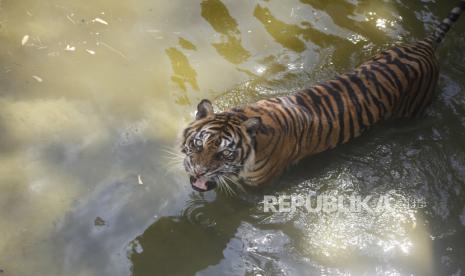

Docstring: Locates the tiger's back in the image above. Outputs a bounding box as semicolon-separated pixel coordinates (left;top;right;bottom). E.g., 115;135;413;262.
236;41;439;184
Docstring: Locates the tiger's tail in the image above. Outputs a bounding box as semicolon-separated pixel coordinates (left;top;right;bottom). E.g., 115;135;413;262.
426;0;465;46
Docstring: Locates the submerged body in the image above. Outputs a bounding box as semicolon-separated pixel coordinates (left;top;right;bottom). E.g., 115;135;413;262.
181;1;465;192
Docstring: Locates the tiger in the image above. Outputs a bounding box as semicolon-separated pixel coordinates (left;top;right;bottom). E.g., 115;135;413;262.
180;1;465;193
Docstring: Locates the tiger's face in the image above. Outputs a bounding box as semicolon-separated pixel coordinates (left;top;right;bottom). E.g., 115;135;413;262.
181;99;261;192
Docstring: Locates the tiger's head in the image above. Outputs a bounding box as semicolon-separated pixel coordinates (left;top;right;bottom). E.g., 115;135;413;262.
181;99;261;192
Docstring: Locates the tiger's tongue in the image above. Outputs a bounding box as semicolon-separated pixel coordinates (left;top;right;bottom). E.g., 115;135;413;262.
193;177;208;190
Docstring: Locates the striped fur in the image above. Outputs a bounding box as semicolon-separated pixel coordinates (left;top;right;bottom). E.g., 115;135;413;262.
181;2;465;190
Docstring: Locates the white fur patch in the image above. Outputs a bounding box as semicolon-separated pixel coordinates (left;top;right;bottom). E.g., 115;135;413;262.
452;7;462;14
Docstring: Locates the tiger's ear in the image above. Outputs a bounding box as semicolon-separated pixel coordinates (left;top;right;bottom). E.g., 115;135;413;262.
196;99;214;120
243;117;262;136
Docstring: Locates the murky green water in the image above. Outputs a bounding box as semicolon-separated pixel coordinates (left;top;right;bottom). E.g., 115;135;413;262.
1;0;465;275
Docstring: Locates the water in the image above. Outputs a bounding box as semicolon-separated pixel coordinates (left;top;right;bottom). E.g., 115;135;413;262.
0;0;464;275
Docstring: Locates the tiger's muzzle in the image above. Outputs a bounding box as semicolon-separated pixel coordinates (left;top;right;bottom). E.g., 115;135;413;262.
189;176;217;192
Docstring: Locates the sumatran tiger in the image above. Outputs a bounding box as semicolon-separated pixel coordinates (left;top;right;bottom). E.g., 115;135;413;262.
180;1;465;193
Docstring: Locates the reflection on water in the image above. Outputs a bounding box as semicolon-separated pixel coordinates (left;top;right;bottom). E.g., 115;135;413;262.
300;0;380;42
254;4;346;52
131;193;249;275
178;37;197;51
1;0;465;275
166;46;198;104
201;0;250;64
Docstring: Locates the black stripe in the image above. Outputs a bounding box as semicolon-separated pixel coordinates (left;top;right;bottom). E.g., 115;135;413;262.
411;57;436;116
264;103;289;134
374;63;404;92
398;52;428;116
320;83;346;145
305;90;325;149
449;13;460;21
361;66;393;108
274;106;291;134
347;73;387;119
314;93;335;146
336;77;367;133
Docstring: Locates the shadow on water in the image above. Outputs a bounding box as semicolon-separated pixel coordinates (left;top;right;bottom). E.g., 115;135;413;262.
200;0;251;64
129;193;255;275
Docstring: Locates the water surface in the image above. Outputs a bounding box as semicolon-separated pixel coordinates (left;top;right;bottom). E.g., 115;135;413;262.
1;0;465;275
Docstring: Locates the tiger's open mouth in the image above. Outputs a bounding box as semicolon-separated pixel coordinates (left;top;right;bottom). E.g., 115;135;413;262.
189;176;217;192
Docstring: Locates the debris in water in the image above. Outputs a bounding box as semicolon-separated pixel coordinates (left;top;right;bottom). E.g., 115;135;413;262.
32;75;43;82
94;216;106;227
65;44;76;51
93;17;108;25
66;14;76;24
86;49;96;55
21;35;29;46
98;41;127;60
48;52;60;57
138;174;143;185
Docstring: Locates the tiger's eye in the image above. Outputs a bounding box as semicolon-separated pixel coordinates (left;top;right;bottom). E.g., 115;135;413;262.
195;139;203;147
222;150;231;156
